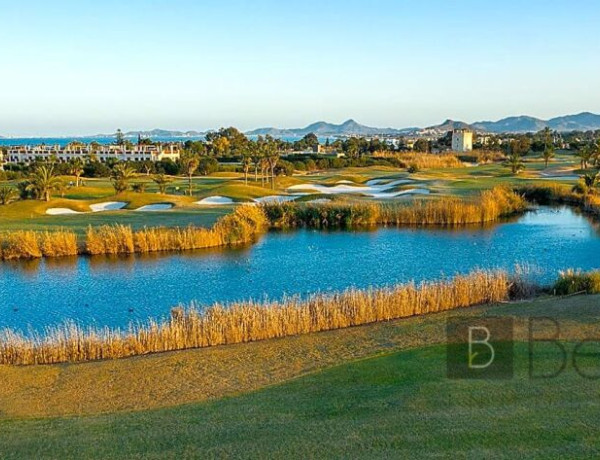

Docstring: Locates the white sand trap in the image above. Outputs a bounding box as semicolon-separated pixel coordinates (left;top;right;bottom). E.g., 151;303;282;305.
372;188;431;199
336;180;356;184
135;203;173;212
305;198;332;204
288;178;415;197
46;208;83;215
254;195;298;204
90;201;127;212
195;196;235;206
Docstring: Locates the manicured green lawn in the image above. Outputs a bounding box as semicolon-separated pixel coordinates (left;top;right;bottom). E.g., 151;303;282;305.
0;341;597;459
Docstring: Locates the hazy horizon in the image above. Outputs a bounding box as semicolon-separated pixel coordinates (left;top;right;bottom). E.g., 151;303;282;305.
1;0;599;136
2;110;600;139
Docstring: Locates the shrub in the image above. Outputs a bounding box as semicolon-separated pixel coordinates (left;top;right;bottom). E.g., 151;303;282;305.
554;270;600;295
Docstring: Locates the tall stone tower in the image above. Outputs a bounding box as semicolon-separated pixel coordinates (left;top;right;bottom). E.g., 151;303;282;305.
451;129;473;152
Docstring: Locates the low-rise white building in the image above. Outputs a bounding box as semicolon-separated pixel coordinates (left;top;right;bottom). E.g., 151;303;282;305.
4;144;181;164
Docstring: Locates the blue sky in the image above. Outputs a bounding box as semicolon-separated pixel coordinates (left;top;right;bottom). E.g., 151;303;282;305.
1;0;599;136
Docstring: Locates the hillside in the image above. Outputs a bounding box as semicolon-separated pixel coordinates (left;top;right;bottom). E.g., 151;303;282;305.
248;111;600;137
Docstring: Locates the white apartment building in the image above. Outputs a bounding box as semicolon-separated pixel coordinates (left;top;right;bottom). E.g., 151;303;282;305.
451;129;473;152
4;144;181;164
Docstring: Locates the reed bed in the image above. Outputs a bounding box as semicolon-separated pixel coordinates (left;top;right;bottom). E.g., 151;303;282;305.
517;184;600;219
86;205;267;255
0;229;78;260
0;270;510;365
264;187;527;228
376;152;464;169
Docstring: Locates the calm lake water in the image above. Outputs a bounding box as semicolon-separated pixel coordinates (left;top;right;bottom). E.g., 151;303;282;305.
1;207;599;333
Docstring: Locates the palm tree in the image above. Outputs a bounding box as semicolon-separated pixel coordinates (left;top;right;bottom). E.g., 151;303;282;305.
266;151;279;189
581;172;599;195
241;154;252;185
252;153;262;183
542;128;555;168
260;157;269;187
27;165;63;201
110;163;136;194
0;186;17;205
576;145;594;170
506;151;524;175
68;158;85;187
542;144;555;168
152;174;172;194
181;153;199;196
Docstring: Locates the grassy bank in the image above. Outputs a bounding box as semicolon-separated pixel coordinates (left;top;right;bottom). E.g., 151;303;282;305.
0;270;509;365
2;311;600;457
263;186;526;228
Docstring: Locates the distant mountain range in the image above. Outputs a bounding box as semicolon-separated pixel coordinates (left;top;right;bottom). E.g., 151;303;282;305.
247;112;600;137
2;112;599;141
246;119;417;137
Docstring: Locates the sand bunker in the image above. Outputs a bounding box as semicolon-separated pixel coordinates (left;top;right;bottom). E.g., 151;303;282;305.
371;188;431;199
90;201;127;212
195;196;235;206
46;208;83;215
305;198;332;204
135;204;173;212
288;178;417;197
254;195;298;204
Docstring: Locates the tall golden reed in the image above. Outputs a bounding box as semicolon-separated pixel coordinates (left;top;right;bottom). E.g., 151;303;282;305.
264;187;526;228
85;204;268;255
0;270;509;365
0;229;78;260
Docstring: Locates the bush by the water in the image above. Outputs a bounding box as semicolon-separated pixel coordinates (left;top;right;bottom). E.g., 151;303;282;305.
554;269;600;295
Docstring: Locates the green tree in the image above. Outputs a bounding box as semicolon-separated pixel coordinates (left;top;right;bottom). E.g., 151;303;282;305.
542;128;555;168
68;158;85;186
181;153;199;195
152;174;173;194
581;172;599;195
506;152;524;175
0;186;17;205
110;163;136;194
116;129;125;146
131;182;146;193
413;138;429;153
27;165;63;201
241;154;252;185
198;157;219;176
577;144;594;170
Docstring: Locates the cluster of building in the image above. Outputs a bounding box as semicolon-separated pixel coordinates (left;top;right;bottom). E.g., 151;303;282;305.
0;129;476;168
0;143;181;165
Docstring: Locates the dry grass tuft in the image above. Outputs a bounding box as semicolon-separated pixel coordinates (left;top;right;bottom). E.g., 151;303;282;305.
0;229;78;260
